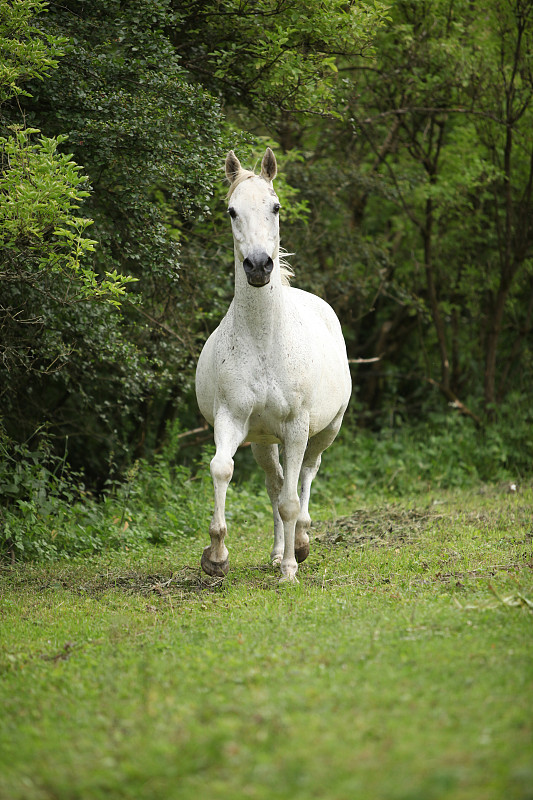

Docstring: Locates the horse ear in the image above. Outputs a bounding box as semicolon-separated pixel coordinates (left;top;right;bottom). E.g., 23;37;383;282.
260;147;277;182
225;151;242;184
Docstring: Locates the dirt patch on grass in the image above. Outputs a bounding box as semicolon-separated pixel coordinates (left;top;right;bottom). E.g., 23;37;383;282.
314;506;441;548
315;501;533;548
0;562;231;601
74;565;230;599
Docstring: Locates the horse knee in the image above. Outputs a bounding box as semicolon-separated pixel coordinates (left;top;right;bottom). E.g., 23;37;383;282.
209;519;227;541
278;497;300;522
210;454;233;484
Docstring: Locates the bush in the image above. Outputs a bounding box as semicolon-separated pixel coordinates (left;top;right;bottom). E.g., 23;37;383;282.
315;404;531;503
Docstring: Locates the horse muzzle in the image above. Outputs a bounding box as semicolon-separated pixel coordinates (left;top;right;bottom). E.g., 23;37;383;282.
243;253;274;287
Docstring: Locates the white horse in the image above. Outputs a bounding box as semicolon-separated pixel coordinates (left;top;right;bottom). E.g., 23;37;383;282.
195;148;351;581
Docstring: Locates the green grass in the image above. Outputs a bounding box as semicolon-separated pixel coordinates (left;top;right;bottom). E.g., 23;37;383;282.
1;484;532;800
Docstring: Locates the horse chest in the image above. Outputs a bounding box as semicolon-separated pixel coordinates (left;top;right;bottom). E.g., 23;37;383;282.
218;346;297;415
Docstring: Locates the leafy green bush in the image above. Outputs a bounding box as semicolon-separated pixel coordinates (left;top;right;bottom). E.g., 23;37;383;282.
0;0;66;105
315;404;532;503
0;126;135;303
0;422;213;562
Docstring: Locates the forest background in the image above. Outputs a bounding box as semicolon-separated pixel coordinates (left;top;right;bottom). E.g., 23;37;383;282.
1;0;532;560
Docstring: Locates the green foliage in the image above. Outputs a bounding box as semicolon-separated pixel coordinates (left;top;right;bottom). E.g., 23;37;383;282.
0;0;66;104
0;124;143;480
0;426;138;561
0;126;135;304
28;0;226;274
174;0;389;116
0;3;136;445
1;0;230;482
305;400;532;518
3;401;530;563
257;0;533;417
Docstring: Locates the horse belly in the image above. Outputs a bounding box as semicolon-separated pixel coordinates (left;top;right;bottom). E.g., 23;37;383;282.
246;429;282;445
307;346;351;436
308;393;346;436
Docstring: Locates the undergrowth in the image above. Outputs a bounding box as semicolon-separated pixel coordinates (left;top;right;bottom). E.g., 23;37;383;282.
1;406;530;563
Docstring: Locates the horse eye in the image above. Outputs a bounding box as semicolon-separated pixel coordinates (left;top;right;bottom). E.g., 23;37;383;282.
273;203;281;214
228;207;237;219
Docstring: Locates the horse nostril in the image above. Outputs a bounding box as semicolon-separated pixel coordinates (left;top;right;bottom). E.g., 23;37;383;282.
243;254;273;273
243;253;274;287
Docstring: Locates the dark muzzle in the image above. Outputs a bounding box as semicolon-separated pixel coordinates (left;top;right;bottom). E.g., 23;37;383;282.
243;252;274;287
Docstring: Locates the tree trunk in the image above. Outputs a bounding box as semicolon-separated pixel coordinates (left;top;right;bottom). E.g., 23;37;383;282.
484;282;510;407
423;197;450;392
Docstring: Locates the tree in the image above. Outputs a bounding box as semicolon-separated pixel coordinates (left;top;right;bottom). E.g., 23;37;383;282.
5;0;530;491
227;0;533;420
1;2;133;435
172;0;387;119
472;0;533;407
2;0;229;480
1;0;392;479
349;0;533;413
0;0;64;105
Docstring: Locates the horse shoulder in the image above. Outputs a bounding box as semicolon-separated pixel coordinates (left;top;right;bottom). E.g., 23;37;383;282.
195;306;234;421
285;287;346;344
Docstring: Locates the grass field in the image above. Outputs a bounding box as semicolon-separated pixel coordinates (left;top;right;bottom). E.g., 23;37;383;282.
1;483;532;800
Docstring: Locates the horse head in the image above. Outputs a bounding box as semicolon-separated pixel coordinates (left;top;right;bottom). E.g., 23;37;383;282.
225;148;281;288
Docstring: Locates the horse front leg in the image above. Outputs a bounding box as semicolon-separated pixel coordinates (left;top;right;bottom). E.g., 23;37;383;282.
278;419;309;582
201;410;245;578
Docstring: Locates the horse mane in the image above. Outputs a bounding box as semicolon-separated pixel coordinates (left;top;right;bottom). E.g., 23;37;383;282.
279;249;294;287
226;167;295;287
226;168;256;201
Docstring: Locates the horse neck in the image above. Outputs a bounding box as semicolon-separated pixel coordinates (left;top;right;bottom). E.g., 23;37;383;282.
232;252;284;337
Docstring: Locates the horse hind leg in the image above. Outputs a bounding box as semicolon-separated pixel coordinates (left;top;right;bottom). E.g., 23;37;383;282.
251;443;284;566
278;421;310;582
295;412;345;564
295;456;320;564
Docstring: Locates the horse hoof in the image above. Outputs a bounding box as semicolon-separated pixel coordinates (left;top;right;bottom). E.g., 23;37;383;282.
295;542;310;563
271;553;283;567
279;558;298;582
201;549;229;577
